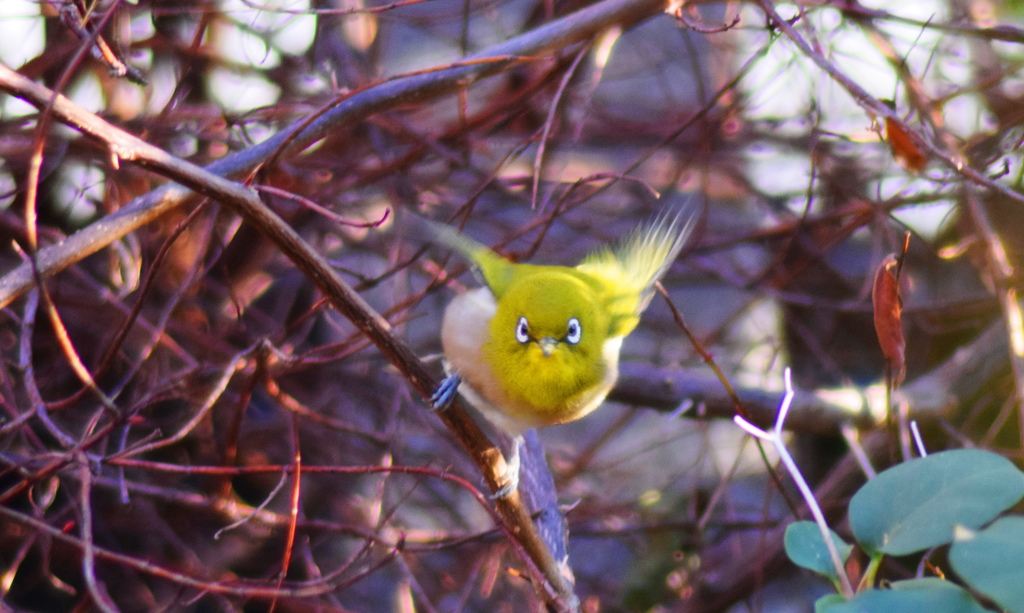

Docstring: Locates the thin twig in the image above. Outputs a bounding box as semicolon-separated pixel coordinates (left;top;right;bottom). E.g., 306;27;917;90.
655;282;802;515
752;0;1024;208
78;454;120;613
533;44;591;210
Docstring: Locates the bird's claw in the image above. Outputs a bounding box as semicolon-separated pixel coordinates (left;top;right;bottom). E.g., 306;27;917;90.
431;373;461;411
431;374;521;499
492;435;522;499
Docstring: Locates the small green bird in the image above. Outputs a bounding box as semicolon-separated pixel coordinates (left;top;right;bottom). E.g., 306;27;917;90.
430;207;696;496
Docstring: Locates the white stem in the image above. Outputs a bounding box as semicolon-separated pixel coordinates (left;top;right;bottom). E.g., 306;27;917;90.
910;420;927;458
736;369;854;598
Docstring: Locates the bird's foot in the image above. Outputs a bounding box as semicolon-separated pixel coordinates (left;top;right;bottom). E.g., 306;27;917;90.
430;373;461;411
493;435;523;499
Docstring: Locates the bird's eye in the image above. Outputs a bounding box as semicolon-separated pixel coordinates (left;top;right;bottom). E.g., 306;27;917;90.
565;317;582;344
515;316;530;344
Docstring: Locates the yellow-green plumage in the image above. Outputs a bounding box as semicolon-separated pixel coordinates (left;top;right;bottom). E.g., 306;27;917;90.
432;209;695;438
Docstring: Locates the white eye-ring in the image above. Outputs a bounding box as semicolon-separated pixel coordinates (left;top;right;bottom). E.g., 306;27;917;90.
565;317;582;344
515;316;530;344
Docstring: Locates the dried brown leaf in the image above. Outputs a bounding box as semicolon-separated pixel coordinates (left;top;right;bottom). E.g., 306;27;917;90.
885;116;928;173
872;253;906;388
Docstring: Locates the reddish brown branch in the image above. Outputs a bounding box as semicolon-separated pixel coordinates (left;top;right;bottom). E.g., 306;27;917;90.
0;45;581;613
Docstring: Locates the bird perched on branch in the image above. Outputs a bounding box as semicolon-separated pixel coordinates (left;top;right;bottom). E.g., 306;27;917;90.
428;206;696;497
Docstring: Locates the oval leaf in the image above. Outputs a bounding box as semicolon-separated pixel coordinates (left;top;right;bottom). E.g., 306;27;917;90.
815;594;846;613
785;521;852;580
849;449;1024;555
950;516;1024;613
820;578;987;613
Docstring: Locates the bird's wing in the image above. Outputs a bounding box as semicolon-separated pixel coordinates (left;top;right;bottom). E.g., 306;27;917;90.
418;218;517;296
577;206;697;336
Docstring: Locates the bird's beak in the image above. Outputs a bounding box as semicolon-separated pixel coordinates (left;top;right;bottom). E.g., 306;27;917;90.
538;337;558;357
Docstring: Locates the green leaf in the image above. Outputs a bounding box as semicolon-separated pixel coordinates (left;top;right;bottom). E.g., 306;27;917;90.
849;449;1024;555
815;594;846;613
949;516;1024;613
819;578;988;613
784;521;852;580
